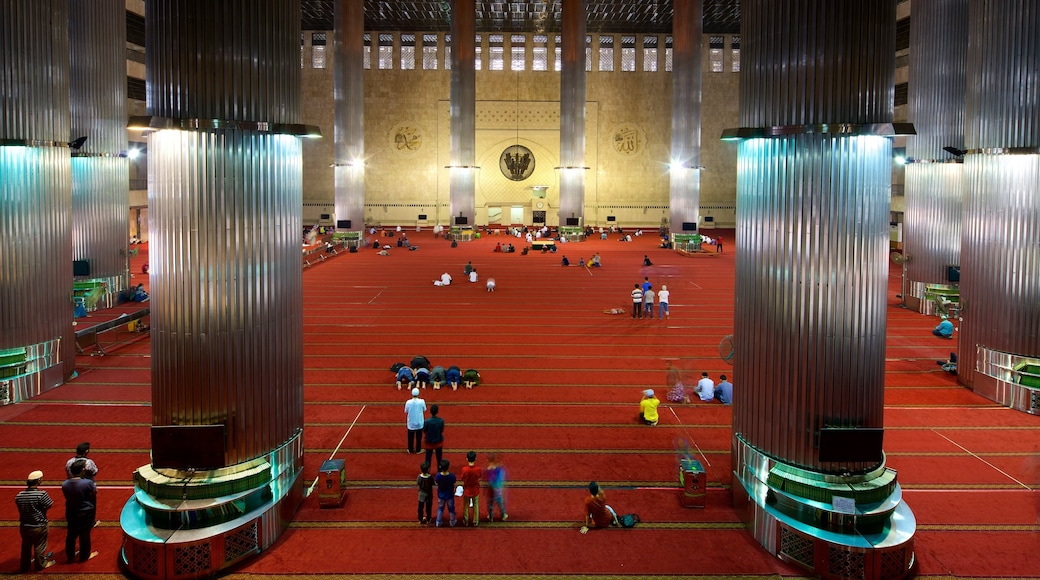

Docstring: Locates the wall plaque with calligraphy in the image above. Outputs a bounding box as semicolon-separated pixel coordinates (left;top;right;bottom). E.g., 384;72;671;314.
499;145;535;181
611;123;645;156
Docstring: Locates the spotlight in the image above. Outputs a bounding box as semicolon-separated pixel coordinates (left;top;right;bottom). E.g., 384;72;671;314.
127;148;141;159
69;136;88;150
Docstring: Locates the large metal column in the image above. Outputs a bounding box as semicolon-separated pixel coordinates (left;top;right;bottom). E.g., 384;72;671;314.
902;0;968;315
0;1;73;404
958;1;1040;414
449;0;476;227
69;0;130;309
668;0;703;235
727;2;915;579
558;0;586;225
120;2;312;578
333;0;364;233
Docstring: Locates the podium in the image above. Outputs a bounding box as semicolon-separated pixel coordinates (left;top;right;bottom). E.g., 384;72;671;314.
679;459;705;508
318;459;346;508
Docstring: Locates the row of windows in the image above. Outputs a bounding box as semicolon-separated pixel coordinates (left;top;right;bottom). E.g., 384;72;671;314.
305;32;741;74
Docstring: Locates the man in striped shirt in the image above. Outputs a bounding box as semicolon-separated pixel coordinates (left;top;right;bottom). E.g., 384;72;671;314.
15;470;55;571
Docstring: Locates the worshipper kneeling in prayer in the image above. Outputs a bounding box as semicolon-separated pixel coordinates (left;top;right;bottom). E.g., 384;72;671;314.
434;272;452;286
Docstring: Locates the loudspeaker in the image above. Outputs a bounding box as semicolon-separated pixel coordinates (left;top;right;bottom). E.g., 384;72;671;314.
320;213;331;220
606;216;616;222
454;216;469;225
817;428;884;463
565;217;580;226
337;219;351;229
73;260;91;276
703;216;714;223
947;265;960;283
681;222;698;232
151;425;226;470
418;214;427;220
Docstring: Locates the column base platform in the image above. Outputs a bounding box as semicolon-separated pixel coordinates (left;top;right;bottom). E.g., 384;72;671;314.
732;437;916;580
120;430;303;579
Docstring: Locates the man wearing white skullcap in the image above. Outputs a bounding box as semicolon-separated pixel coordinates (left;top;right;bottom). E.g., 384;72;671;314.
640;389;660;426
404;387;428;454
14;470;55;571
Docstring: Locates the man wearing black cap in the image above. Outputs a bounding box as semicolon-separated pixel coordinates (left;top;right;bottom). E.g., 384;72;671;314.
14;470;55;571
579;481;619;534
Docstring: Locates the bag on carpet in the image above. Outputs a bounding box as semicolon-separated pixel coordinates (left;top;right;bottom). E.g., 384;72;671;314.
619;514;640;528
390;362;406;373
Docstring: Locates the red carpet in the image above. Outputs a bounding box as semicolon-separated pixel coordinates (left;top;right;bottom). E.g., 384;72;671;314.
1;229;1038;579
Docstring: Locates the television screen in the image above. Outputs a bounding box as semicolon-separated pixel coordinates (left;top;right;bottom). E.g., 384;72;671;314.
947;265;960;283
336;219;351;229
818;428;884;463
151;425;226;470
418;214;427;220
73;260;91;277
455;216;469;225
606;216;616;222
681;222;698;232
565;217;580;226
320;213;331;220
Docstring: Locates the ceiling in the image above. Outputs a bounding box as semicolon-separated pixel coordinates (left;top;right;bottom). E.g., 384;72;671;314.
300;1;741;35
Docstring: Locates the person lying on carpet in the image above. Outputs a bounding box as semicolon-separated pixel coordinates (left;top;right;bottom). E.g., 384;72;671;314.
580;481;619;534
937;352;957;374
603;306;626;315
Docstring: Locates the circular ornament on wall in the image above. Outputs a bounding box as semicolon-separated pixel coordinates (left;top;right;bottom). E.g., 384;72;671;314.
611;123;646;156
389;125;422;154
499;145;535;181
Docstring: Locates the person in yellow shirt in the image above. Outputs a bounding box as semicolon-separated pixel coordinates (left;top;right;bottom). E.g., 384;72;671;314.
639;389;660;426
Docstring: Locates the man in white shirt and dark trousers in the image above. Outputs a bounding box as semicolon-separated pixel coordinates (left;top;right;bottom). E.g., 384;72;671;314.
695;372;716;402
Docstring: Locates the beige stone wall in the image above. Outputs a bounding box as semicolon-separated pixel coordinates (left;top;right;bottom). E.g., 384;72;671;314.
300;33;740;228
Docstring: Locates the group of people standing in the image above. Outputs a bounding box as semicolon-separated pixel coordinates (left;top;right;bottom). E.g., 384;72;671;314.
629;277;670;319
406;390;508;527
15;442;99;572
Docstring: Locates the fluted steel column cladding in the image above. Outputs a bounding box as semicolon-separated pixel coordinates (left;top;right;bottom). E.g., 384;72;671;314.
1;1;73;369
333;0;364;231
902;0;967;306
739;2;894;127
449;0;476;222
146;1;300;123
734;135;892;470
958;2;1040;389
146;0;304;465
734;0;896;472
668;0;703;234
558;0;586;220
69;0;129;288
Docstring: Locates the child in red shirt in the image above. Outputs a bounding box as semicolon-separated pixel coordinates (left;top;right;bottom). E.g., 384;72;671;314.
460;451;483;526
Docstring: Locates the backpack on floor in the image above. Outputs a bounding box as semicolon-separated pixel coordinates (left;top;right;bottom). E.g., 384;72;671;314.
390;362;406;373
619;513;640;528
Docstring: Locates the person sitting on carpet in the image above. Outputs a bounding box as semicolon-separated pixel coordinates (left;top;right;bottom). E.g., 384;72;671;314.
561;255;570;266
464;261;473;275
494;243;502;252
446;365;462;391
434;272;452;286
933;316;954;338
643;255;653;266
590;254;602;267
132;284;149;302
639;389;660;426
665;361;688;404
469;269;478;283
580;481;619;534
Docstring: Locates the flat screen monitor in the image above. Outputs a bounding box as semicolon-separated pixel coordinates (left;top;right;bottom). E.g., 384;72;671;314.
72;260;91;277
417;214;427;220
336;219;351;229
320;213;331;220
606;216;616;222
151;425;226;470
565;217;580;226
454;216;468;225
681;222;698;232
947;265;960;283
818;428;884;464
